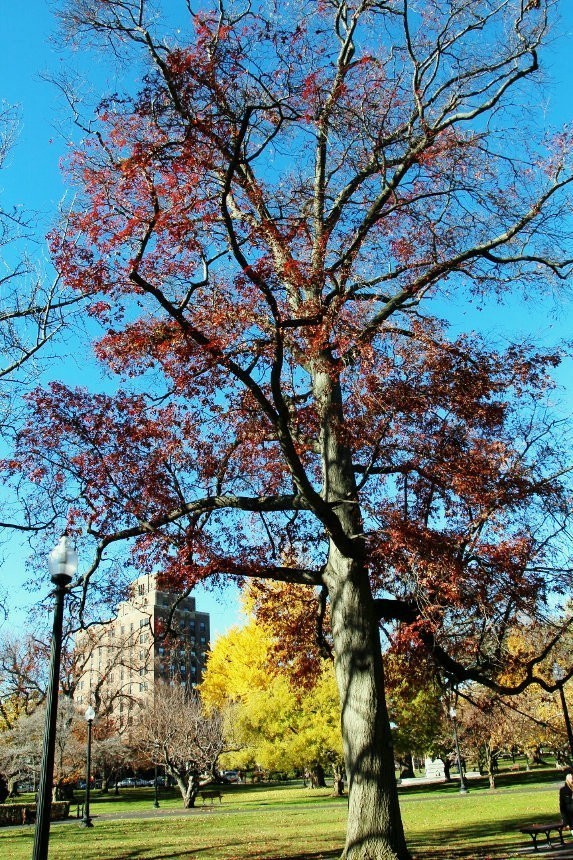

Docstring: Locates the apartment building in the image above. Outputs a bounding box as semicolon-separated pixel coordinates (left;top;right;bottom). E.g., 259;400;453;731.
74;573;210;727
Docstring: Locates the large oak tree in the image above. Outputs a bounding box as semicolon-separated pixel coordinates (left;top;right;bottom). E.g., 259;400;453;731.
4;2;573;857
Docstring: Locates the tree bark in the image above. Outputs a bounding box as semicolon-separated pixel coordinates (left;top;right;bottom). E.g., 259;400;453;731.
314;361;410;860
332;762;345;796
7;775;18;798
325;555;410;860
171;768;199;808
398;754;415;780
310;764;326;788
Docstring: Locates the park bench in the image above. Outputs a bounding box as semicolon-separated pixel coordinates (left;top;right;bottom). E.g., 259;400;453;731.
520;821;568;851
199;790;223;805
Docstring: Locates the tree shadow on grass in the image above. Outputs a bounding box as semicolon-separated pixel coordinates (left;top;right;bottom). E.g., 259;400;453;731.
102;848;342;860
408;815;573;859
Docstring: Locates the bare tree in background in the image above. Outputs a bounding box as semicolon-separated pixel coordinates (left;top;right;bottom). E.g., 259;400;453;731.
133;684;225;807
0;634;49;731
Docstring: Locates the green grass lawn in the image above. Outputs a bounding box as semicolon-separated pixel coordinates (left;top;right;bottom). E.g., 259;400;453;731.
0;770;567;859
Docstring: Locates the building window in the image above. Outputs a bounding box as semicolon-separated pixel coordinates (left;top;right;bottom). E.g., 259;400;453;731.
138;584;145;595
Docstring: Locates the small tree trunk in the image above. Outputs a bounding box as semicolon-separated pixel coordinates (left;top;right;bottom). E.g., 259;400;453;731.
183;771;199;808
398;754;415;780
332;762;345;796
484;745;496;790
172;767;199;808
310;764;326;788
441;759;451;782
7;775;19;798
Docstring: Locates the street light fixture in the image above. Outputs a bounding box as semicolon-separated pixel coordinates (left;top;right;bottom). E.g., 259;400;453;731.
553;664;573;760
449;706;469;795
32;535;77;860
80;706;96;828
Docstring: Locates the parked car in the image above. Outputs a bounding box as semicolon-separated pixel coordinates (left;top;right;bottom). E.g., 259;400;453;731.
117;777;138;788
221;770;240;783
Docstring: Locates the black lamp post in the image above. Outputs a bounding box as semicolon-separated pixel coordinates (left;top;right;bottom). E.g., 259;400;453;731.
80;706;96;827
553;664;573;760
449;707;469;795
32;536;77;860
153;743;160;808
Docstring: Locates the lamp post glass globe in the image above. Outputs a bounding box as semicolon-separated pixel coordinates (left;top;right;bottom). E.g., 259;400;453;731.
48;536;78;586
84;706;96;723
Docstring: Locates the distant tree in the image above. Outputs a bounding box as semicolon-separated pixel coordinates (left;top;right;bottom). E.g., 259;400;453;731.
5;2;573;857
89;716;132;793
0;773;8;804
384;654;445;779
132;685;225;808
0;635;48;731
458;692;518;789
202;616;344;791
0;696;82;799
198;620;271;709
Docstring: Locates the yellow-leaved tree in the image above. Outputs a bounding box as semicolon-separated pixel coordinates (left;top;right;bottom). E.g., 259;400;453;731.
201;613;343;791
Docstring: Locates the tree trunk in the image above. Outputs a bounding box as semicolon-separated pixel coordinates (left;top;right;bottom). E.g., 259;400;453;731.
171;768;199;808
325;555;410;860
441;759;451;782
7;775;19;798
332;762;345;796
313;361;410;860
483;746;496;791
310;764;326;788
398;754;414;780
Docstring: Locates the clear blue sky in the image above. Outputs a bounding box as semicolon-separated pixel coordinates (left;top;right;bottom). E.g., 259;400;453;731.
0;1;572;639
